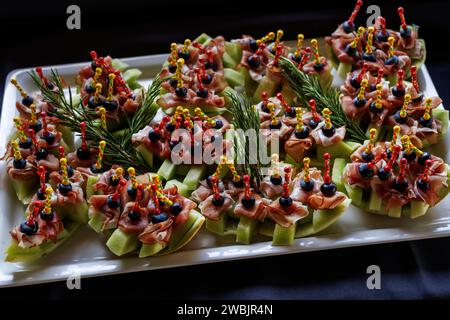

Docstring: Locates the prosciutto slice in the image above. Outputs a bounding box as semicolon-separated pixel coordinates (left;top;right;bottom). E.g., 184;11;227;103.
284;133;313;163
6;156;36;180
198;192;234;221
118;202;150;234
138;219;173;245
234;193;267;221
311;122;346;147
191;179;225;203
89;195;121;230
163;185;197;226
67;147;99;169
341;94;370;119
307;191;347;210
291;169;323;203
343;162;373;189
267;198;309;228
260;175;284;200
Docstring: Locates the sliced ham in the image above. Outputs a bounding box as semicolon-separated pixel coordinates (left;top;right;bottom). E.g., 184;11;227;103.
198;192;234;221
234;193;267;221
267;198;309;228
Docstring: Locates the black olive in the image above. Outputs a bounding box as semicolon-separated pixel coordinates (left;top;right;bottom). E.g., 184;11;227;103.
242;195;256;208
170;203;183;215
294;126;310;139
152;212;169;223
20;220;39;235
35;148;49;160
322;125;336;137
58;183;73;195
301;179;315;191
270;175;283;186
321;182;337;196
107;195;121;209
13;158;27;169
279;196;293;207
212;195;225;207
342;20;355;33
103;100;118;112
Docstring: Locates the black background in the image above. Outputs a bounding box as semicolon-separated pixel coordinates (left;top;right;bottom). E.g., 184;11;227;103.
1;0;450;299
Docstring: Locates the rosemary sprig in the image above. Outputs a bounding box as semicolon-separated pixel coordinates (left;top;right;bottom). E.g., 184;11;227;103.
30;69;162;173
279;57;367;143
227;90;263;188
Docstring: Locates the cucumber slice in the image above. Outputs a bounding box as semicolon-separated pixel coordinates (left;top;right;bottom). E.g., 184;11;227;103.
433;107;449;135
106;229;139;256
368;191;384;214
336;62;352;79
205;212;228;235
225;41;243;63
253;76;278;103
55;201;89;223
410;200;429;219
10;176;38;205
88;209;105;233
86;175;101;200
183;165;206;190
157;159;177;181
139;242;166;257
316;141;355;160
272;223;296;245
194;33;212;45
135;144;154;168
224;68;245;88
332;158;347;193
161;210;203;253
236;216;258;244
222;52;238;69
111;59;129;72
311;198;350;234
5;222;79;262
164;180;189;197
387;206;402;218
122;68;142;85
344;182;364;208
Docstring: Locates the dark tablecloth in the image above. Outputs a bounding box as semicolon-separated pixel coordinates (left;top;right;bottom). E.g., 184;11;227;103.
1;0;450;299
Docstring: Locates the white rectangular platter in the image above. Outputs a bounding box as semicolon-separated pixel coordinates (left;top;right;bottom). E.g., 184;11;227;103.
0;54;449;288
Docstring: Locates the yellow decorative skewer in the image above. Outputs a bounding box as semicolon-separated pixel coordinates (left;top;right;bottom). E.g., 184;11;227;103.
422;97;432;121
60;158;70;186
387;37;395;59
182;39;191;55
175;58;185;89
94;83;102;104
112;167;123;183
322;108;333;130
10;78;28;98
98;107;107;130
271;154;280;178
295;107;304;131
401;135;423;157
95;140;106;171
357;79;369;101
365;26;375;54
374;84;383;111
310;39;321;65
257;32;275;45
274;29;284;48
295;34;304;59
128;167;138;189
399;93;411;119
268;102;279;127
350;27;365;49
213;155;227;178
13;117;28;144
227;159;241;183
107;73;116;101
93;67;102;84
365;128;377;154
390;126;401;152
11;140;23;161
303;157;311;182
43;187;53;216
170;43;178;67
30;104;38;125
